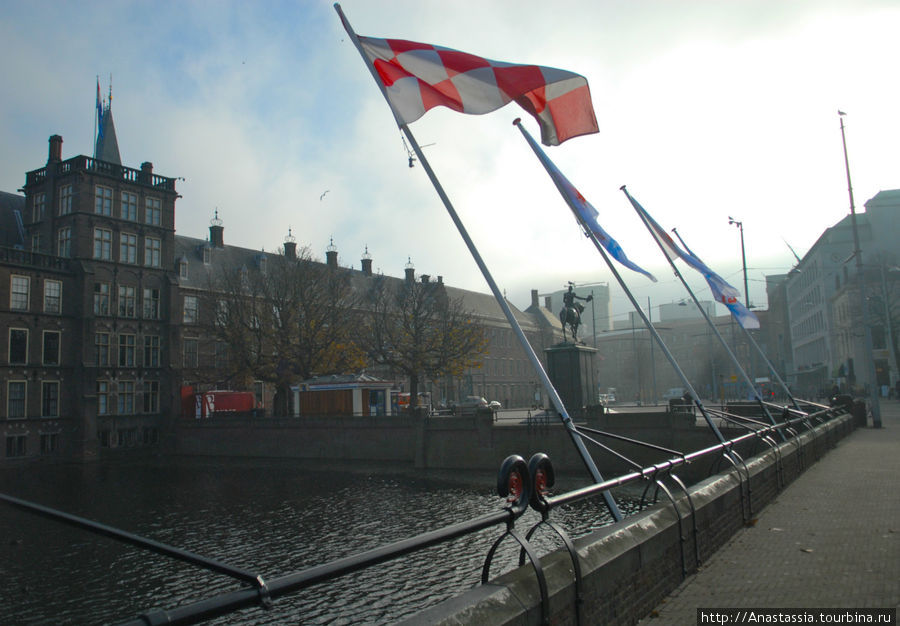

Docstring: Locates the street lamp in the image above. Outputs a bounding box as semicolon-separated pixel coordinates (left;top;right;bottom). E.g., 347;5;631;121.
839;110;881;427
728;217;750;309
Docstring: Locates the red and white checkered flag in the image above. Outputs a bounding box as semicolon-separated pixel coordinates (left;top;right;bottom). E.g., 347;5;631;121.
354;36;598;146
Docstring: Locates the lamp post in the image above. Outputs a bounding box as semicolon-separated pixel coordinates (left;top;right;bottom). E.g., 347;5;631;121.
728;217;750;309
839;110;881;427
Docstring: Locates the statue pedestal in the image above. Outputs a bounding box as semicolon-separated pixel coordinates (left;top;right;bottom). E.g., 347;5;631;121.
545;342;598;415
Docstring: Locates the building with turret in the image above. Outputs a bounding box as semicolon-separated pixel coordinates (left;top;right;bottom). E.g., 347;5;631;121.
1;91;562;464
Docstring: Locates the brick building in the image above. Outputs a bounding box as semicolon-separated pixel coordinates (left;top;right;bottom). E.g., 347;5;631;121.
1;98;563;465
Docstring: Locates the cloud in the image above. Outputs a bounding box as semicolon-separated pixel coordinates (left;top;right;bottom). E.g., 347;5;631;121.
2;0;900;313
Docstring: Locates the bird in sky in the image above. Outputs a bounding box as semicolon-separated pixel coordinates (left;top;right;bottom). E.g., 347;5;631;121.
320;190;329;201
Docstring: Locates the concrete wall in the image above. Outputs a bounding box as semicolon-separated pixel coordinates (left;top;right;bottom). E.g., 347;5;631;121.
401;413;854;625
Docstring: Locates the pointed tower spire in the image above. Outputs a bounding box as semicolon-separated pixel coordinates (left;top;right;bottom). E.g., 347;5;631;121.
93;77;122;165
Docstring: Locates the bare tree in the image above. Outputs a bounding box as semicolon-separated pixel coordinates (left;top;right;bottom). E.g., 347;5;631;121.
359;276;487;410
202;246;365;415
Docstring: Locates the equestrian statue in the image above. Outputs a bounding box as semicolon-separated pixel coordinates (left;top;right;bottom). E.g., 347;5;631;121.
559;283;592;343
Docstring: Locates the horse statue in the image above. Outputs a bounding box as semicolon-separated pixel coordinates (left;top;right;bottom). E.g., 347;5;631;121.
559;285;592;343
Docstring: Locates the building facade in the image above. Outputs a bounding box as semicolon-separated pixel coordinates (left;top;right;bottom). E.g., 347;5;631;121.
2;119;563;464
2;133;178;461
784;190;900;395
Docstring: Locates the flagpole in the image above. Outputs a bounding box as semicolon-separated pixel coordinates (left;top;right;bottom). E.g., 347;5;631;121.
513;121;739;450
670;229;808;415
334;3;622;521
623;200;781;434
93;77;99;160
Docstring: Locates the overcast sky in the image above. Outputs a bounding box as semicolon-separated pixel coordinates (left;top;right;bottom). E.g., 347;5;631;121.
2;0;899;322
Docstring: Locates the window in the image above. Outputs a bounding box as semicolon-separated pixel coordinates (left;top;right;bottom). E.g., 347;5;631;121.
42;331;60;365
143;288;160;320
118;334;136;367
31;233;43;252
7;381;27;419
32;192;46;221
93;228;112;259
93;282;110;315
42;381;59;417
183;338;198;368
145;197;161;225
44;280;62;314
95;332;110;366
215;341;229;369
144;335;160;367
203;246;211;264
118;381;135;414
40;433;59;455
215;299;228;326
120;233;137;263
179;259;189;279
58;184;73;215
6;435;26;458
97;380;109;415
118;285;136;318
10;275;30;310
57;227;72;257
121;191;138;220
183;295;198;324
143;381;159;413
95;185;112;215
144;237;161;267
9;329;28;364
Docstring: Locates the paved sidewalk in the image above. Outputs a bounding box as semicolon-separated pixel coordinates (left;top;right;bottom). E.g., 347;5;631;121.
643;400;900;623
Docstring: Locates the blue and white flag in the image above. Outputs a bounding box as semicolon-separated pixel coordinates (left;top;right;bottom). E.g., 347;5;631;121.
622;187;760;330
514;119;656;282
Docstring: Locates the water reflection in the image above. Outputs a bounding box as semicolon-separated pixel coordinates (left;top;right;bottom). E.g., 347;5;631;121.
0;458;637;625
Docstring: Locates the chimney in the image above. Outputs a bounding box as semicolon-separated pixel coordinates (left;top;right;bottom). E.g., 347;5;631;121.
545;296;552;310
420;274;430;284
326;238;338;268
283;228;297;259
531;289;539;308
361;246;372;276
48;135;63;164
404;257;415;282
139;161;153;184
437;276;443;285
209;210;224;248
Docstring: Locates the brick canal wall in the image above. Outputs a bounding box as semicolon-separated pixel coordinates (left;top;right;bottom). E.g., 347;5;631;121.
174;410;743;480
401;413;855;625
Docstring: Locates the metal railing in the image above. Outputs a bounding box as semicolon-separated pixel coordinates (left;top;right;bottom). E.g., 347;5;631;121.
1;398;850;625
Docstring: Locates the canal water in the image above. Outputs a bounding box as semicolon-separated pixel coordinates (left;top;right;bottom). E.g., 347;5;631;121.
0;457;636;625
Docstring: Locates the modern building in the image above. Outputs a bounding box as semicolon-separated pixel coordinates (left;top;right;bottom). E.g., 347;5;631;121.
784;190;900;395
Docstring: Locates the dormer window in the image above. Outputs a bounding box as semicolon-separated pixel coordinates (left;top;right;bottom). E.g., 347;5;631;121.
203;246;211;264
258;254;267;275
179;258;189;279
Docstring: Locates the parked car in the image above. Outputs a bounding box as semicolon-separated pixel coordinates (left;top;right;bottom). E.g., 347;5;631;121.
662;387;687;402
452;396;488;413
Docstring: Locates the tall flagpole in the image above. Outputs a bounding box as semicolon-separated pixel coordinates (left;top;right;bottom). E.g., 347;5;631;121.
334;3;622;520
623;199;781;434
513;120;733;449
671;229;808;414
